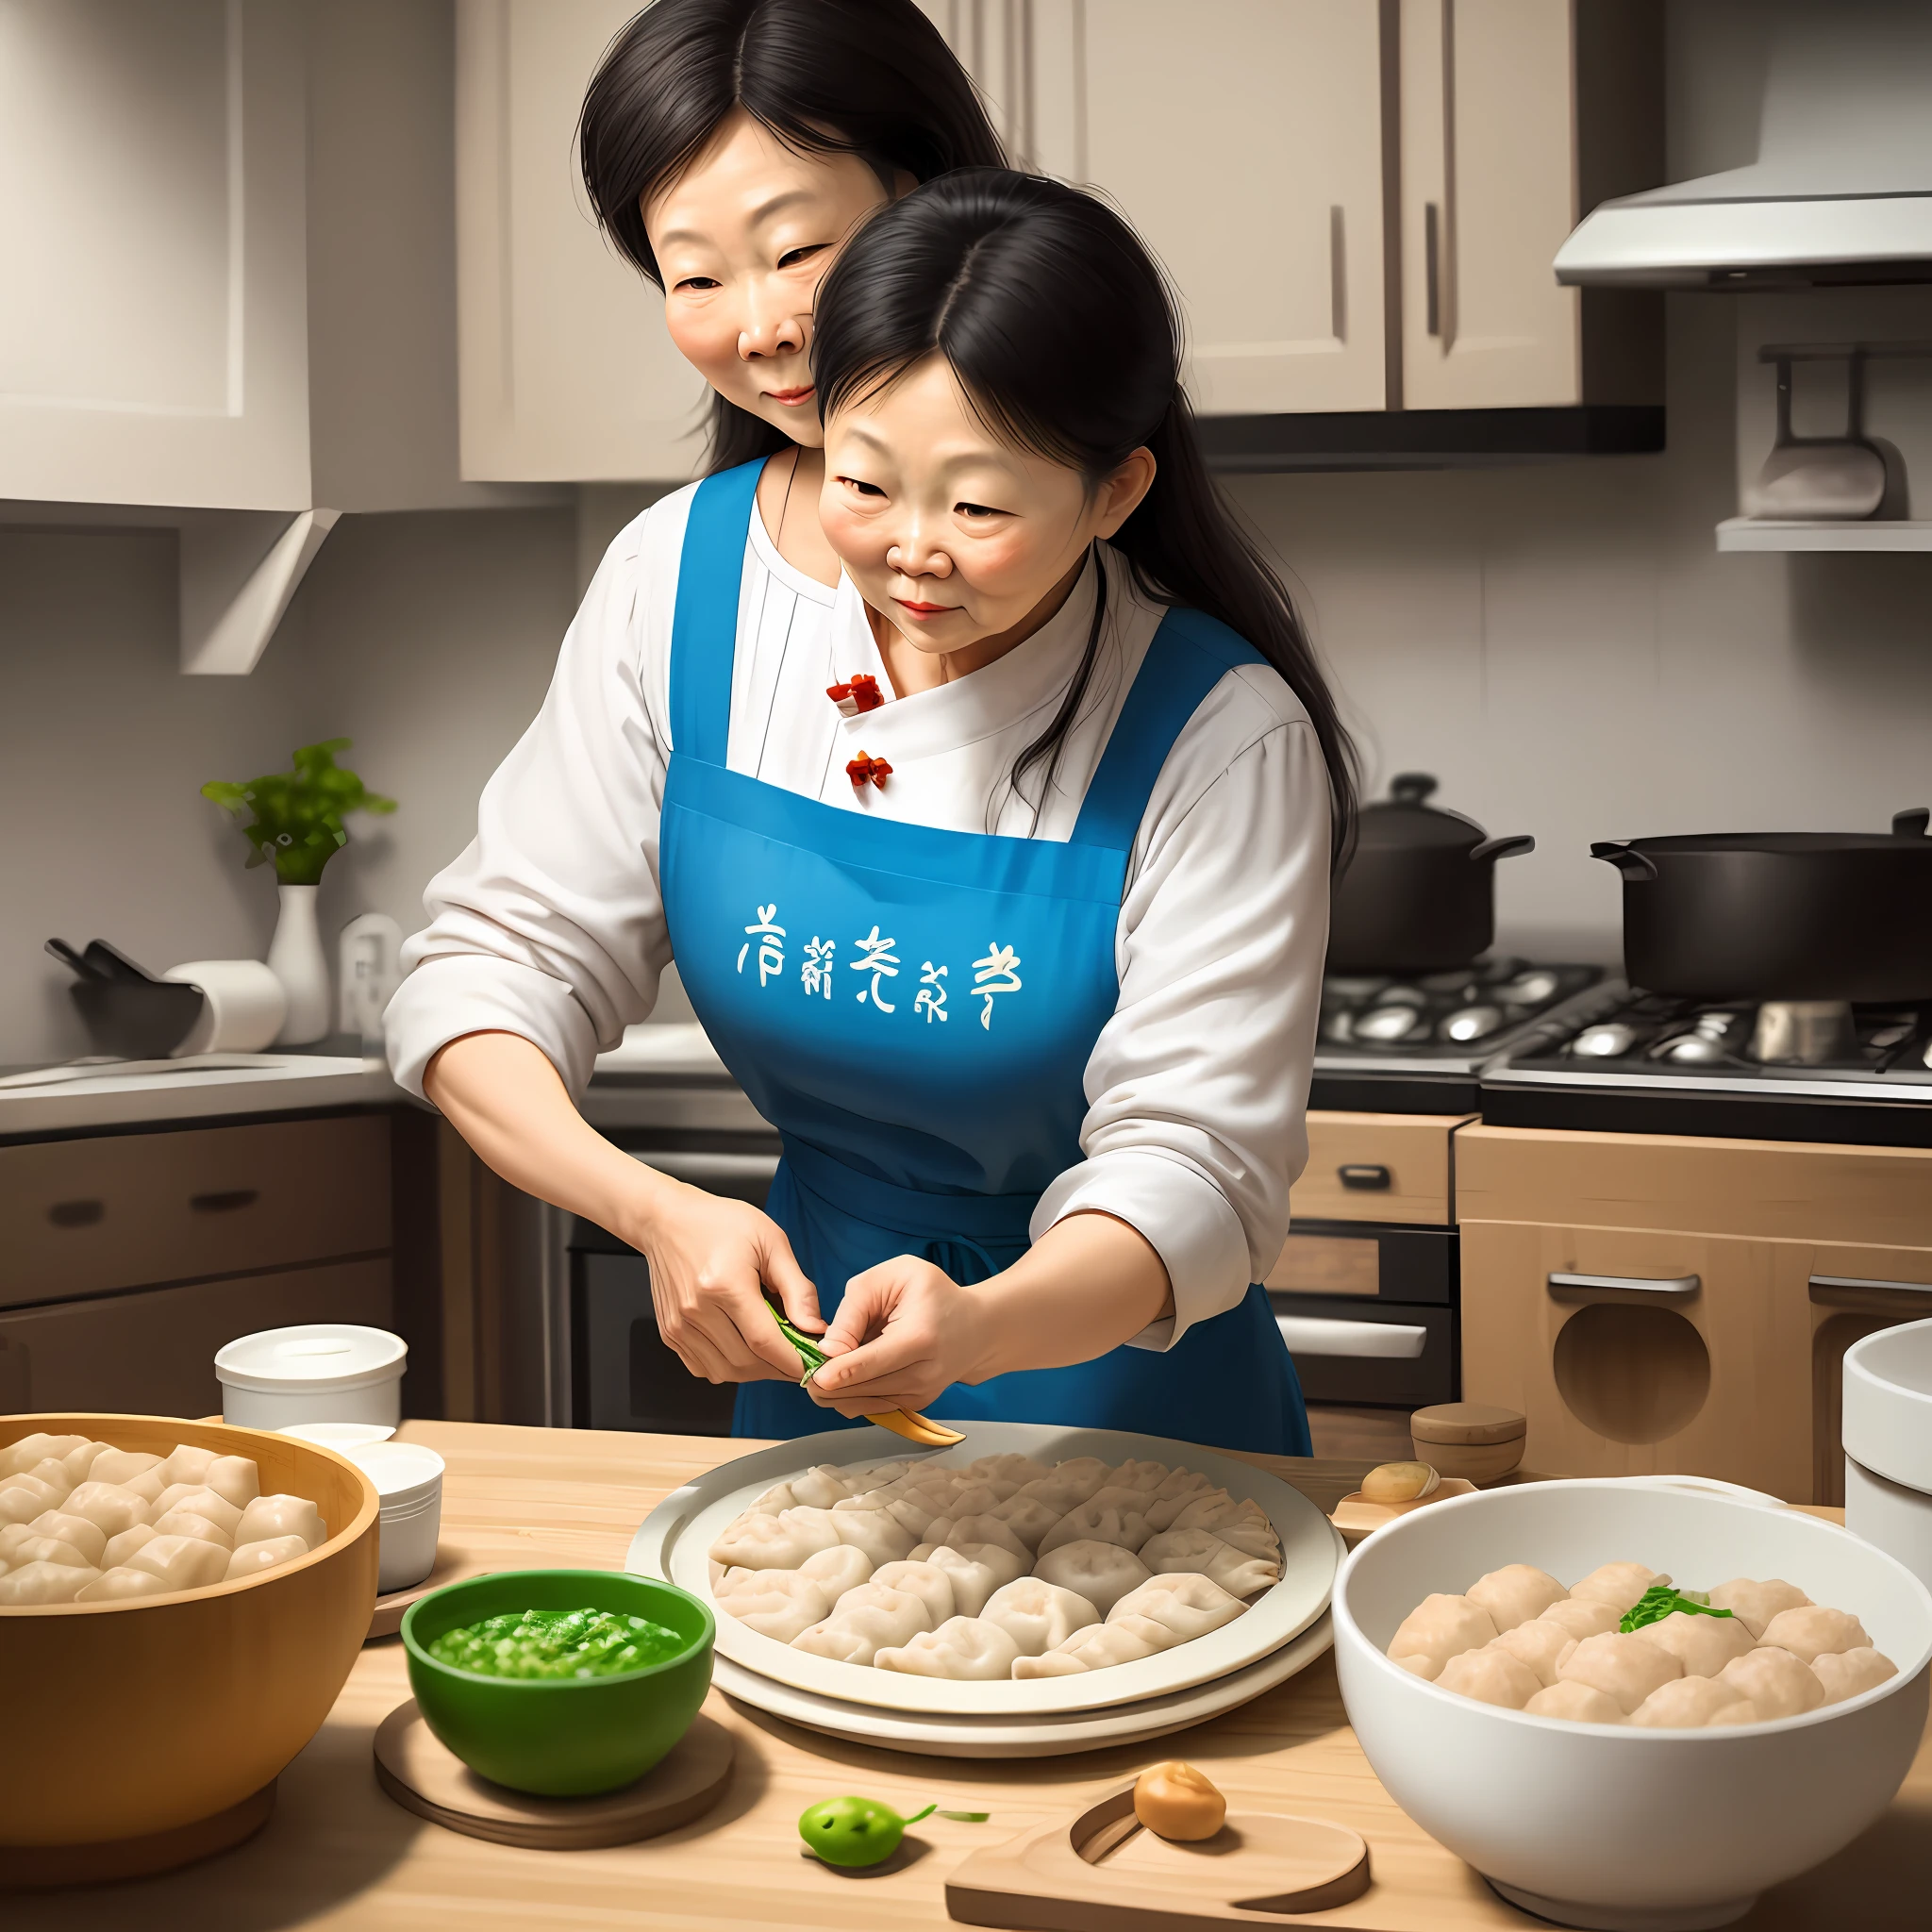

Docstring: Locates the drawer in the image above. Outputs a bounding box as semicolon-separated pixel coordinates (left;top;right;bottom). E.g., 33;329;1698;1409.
0;1257;392;1420
0;1115;391;1309
1264;1223;1457;1306
1286;1111;1472;1227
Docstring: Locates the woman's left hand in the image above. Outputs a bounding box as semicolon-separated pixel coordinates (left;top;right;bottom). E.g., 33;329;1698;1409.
807;1257;991;1417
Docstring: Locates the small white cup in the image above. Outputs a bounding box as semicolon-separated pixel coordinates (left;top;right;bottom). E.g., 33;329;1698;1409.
345;1441;445;1594
163;959;288;1055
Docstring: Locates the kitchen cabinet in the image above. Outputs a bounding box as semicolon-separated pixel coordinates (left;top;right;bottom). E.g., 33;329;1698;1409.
1457;1125;1932;1502
1288;1110;1473;1227
455;0;708;485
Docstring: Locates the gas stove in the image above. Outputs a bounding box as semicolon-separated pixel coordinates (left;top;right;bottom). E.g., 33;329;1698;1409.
1309;958;1606;1114
1481;984;1932;1146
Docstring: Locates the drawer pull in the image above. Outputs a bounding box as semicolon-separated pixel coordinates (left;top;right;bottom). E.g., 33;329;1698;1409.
1549;1272;1700;1301
190;1189;260;1214
1338;1164;1391;1191
47;1199;105;1229
1276;1315;1426;1360
1811;1274;1932;1295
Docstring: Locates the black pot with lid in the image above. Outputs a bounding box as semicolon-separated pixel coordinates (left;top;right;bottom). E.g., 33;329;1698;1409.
1326;774;1535;974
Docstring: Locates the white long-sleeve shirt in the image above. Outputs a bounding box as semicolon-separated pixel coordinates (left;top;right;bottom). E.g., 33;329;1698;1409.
388;481;1330;1349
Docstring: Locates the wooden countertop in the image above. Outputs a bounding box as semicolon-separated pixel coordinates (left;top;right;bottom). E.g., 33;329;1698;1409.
14;1424;1929;1930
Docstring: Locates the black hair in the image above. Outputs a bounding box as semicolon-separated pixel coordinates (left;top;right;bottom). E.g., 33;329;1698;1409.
811;169;1357;862
579;0;1006;473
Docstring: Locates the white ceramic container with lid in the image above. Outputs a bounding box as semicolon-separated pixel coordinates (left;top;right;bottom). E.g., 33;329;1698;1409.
217;1324;408;1428
1843;1319;1932;1591
1334;1476;1932;1931
342;1440;443;1593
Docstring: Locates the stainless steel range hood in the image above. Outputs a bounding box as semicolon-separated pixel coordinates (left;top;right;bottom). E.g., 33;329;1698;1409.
1556;1;1932;290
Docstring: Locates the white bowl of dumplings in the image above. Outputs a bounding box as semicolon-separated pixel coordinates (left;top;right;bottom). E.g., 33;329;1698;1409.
673;1434;1340;1718
1334;1477;1932;1931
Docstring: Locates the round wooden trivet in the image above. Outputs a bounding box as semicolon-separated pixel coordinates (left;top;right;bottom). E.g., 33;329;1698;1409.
373;1702;733;1850
366;1546;496;1641
0;1781;275;1890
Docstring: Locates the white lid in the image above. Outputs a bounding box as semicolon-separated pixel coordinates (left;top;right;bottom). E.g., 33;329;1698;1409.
216;1324;408;1394
277;1422;398;1448
346;1441;445;1507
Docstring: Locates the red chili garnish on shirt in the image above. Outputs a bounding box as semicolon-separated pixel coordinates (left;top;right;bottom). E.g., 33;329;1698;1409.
866;757;891;790
826;681;853;703
849;674;884;713
846;753;875;786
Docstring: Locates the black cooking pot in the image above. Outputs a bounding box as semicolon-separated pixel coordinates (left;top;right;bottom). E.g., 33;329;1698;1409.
1592;808;1932;1001
1327;774;1535;974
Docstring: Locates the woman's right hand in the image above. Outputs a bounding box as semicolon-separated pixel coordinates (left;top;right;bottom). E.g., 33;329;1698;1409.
620;1173;824;1385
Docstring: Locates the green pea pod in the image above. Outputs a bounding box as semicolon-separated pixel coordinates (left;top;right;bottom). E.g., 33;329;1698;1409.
799;1795;937;1868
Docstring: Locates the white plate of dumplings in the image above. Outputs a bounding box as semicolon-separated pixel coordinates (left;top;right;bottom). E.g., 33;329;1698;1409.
627;1422;1341;1717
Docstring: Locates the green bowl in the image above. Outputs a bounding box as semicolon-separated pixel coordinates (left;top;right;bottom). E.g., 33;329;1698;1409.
401;1570;714;1797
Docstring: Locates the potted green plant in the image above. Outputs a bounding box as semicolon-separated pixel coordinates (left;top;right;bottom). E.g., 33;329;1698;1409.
203;740;396;1043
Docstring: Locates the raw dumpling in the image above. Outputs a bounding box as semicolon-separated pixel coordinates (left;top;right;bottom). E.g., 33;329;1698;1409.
1557;1632;1682;1713
1466;1565;1568;1633
0;1433;82;1478
919;1514;1028;1562
788;1464;861;1510
1388;1594;1500;1673
229;1491;326;1549
1715;1646;1824;1719
1165;1493;1280;1561
1758;1605;1871;1665
149;1511;234;1551
161;1444;219;1488
980;1577;1100;1656
1629;1677;1757;1728
862;1460;920;1487
1013;1619;1168;1678
1537;1596;1622;1641
126;1534;230;1592
1491;1621;1575;1687
25;1510;108;1566
1436;1646;1541;1709
1142;1471;1218;1530
0;1560;99;1603
1813;1647;1898;1705
0;1524;38;1563
716;1570;833;1641
876;1616;1024;1680
1031;1540;1154;1616
984;1495;1061;1551
1630;1608;1756;1678
834;1489;936;1537
1137;1527;1281;1601
1107;1460;1172;1493
1013;1458;1114;1513
104;1523;161;1570
1707;1577;1809;1640
58;1481;152;1542
748;1481;800;1516
797;1542;874;1598
708;1507;840;1572
828;1506;917;1566
1393;1653;1441;1680
202;1456;261;1509
1108;1573;1246;1643
938;1480;1021;1515
0;1476;67;1525
225;1536;312;1582
1525;1681;1625;1724
75;1566;175;1602
86;1448;163;1489
152;1486;244;1537
1569;1562;1667;1615
791;1583;933;1665
10;1535;95;1571
965;1454;1052;1488
917;1542;1028;1617
870;1559;957;1627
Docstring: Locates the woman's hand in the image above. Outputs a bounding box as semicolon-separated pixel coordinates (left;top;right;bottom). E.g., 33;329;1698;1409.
807;1257;991;1417
622;1174;824;1386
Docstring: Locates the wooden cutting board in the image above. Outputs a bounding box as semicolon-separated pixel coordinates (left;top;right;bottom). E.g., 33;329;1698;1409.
945;1781;1371;1929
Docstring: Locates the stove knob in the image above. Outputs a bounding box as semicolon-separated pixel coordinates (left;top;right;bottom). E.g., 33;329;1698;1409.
1441;1004;1505;1042
1494;971;1561;1007
1355;1005;1426;1042
1572;1023;1638;1058
1657;1029;1727;1063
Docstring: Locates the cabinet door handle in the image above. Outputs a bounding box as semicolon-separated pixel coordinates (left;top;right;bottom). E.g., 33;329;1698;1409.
1811;1274;1932;1295
1549;1272;1701;1300
1275;1315;1427;1360
1339;1164;1392;1191
1424;200;1441;337
1329;204;1346;342
47;1199;105;1228
190;1189;260;1214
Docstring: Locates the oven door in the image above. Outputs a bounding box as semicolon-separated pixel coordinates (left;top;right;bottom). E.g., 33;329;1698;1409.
1265;1218;1458;1407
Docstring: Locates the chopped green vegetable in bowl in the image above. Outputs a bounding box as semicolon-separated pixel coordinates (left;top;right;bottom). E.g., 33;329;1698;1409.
1620;1585;1737;1634
426;1607;687;1680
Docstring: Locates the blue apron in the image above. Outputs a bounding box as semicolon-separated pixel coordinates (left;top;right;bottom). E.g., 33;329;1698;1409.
658;461;1310;1457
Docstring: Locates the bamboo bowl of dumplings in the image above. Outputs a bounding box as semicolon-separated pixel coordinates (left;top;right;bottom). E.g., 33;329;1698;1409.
1334;1478;1932;1930
0;1414;379;1870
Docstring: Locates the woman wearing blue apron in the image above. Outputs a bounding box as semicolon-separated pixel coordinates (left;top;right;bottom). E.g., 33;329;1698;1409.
391;171;1356;1457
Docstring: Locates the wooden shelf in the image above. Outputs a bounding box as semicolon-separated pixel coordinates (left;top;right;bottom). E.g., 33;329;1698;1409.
1717;517;1932;552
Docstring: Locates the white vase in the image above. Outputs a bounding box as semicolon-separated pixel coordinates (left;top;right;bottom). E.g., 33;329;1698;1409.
267;883;331;1044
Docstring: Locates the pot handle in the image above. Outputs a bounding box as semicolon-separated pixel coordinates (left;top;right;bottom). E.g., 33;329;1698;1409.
1591;841;1659;881
1470;834;1534;865
1390;773;1439;804
1892;808;1929;839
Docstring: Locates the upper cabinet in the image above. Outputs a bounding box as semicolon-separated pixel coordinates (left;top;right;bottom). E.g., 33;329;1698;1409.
0;0;311;511
455;0;707;484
